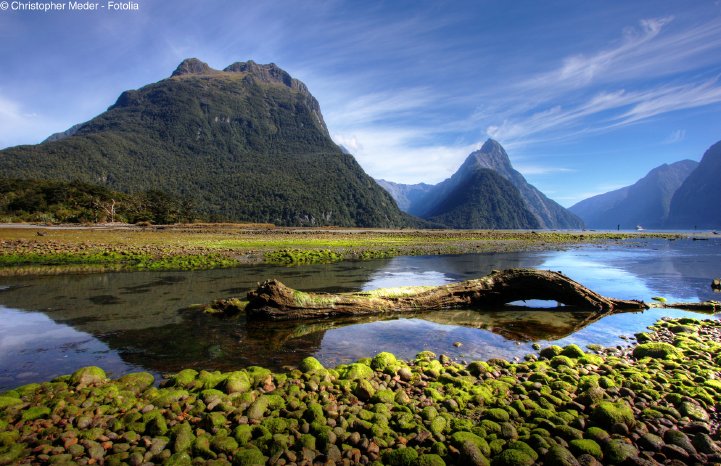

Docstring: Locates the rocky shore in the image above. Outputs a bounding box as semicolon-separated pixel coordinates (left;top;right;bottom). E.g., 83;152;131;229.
1;317;720;465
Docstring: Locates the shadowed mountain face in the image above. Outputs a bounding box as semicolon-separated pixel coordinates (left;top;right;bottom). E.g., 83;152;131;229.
570;159;698;229
378;139;583;229
0;58;413;227
375;179;433;212
667;140;721;229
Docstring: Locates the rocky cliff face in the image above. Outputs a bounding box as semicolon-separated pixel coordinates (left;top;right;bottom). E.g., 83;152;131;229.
0;58;412;227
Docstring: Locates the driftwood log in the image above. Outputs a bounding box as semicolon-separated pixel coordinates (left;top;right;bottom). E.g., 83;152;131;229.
244;268;652;320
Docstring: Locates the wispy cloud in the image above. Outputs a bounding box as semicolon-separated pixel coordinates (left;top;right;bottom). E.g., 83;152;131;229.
522;16;673;92
325;88;437;127
481;15;721;148
664;129;686;144
486;77;721;144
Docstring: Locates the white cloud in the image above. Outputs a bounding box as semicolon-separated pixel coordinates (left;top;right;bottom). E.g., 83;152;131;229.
333;126;479;184
664;129;686;144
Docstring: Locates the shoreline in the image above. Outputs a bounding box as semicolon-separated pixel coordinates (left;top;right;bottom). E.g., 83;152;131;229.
0;224;688;276
1;317;719;465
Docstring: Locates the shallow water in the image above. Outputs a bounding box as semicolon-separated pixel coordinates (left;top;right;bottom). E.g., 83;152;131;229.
0;237;719;391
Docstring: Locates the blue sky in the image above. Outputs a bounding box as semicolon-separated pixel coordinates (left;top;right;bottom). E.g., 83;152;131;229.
1;1;721;206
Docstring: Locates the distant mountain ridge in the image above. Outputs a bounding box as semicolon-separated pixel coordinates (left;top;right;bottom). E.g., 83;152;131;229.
0;58;414;227
570;159;698;229
378;139;583;229
667;140;721;228
375;180;433;213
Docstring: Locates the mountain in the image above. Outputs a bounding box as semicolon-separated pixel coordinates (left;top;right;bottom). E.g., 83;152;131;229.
379;139;583;229
375;179;433;212
0;58;411;227
421;166;540;229
570;160;698;229
667;140;721;228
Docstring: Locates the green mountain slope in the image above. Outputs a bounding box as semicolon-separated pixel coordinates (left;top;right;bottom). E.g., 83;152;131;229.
0;59;411;227
424;166;540;229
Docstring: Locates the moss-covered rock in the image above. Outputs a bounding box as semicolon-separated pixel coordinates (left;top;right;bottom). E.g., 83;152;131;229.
117;372;154;393
561;344;586;358
569;439;602;460
70;366;107;387
539;345;563;359
544;445;581;466
171;422;195;452
383;447;418;466
224;371;251;394
591;400;635;429
299;356;324;373
232;446;267;465
416;453;446;466
603;439;638;463
338;363;374;380
21;406;50;421
371;352;399;373
632;342;682;360
492;448;535;466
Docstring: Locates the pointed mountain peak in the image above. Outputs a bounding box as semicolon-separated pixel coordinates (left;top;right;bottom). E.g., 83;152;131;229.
462;138;513;175
171;58;217;77
480;138;506;154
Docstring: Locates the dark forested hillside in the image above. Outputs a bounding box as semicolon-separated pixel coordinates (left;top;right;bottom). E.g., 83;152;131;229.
0;59;411;227
0;178;192;224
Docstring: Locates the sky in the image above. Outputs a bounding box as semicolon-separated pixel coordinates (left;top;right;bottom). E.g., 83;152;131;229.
1;1;721;206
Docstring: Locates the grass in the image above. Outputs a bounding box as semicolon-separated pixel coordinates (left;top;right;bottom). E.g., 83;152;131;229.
0;224;683;274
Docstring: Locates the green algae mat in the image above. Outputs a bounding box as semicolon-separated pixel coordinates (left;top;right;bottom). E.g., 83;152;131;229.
1;318;720;465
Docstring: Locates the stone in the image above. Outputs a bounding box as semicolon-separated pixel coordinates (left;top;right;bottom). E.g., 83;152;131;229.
591;400;635;429
70;366;107;387
544;445;581;466
569;439;602;460
632;342;682;360
299;357;324;373
603;439;638;464
492;448;535;466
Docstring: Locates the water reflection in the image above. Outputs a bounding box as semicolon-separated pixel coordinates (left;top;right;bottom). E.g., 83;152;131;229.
0;237;719;391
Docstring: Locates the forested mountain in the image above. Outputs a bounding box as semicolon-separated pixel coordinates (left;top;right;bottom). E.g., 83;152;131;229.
421;166;540;229
570;160;698;229
0;58;412;227
379;139;583;229
667;140;721;228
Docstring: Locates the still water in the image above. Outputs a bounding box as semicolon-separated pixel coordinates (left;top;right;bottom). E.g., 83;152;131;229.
0;237;719;391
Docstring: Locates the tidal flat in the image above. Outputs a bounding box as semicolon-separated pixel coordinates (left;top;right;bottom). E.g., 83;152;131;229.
0;224;684;274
